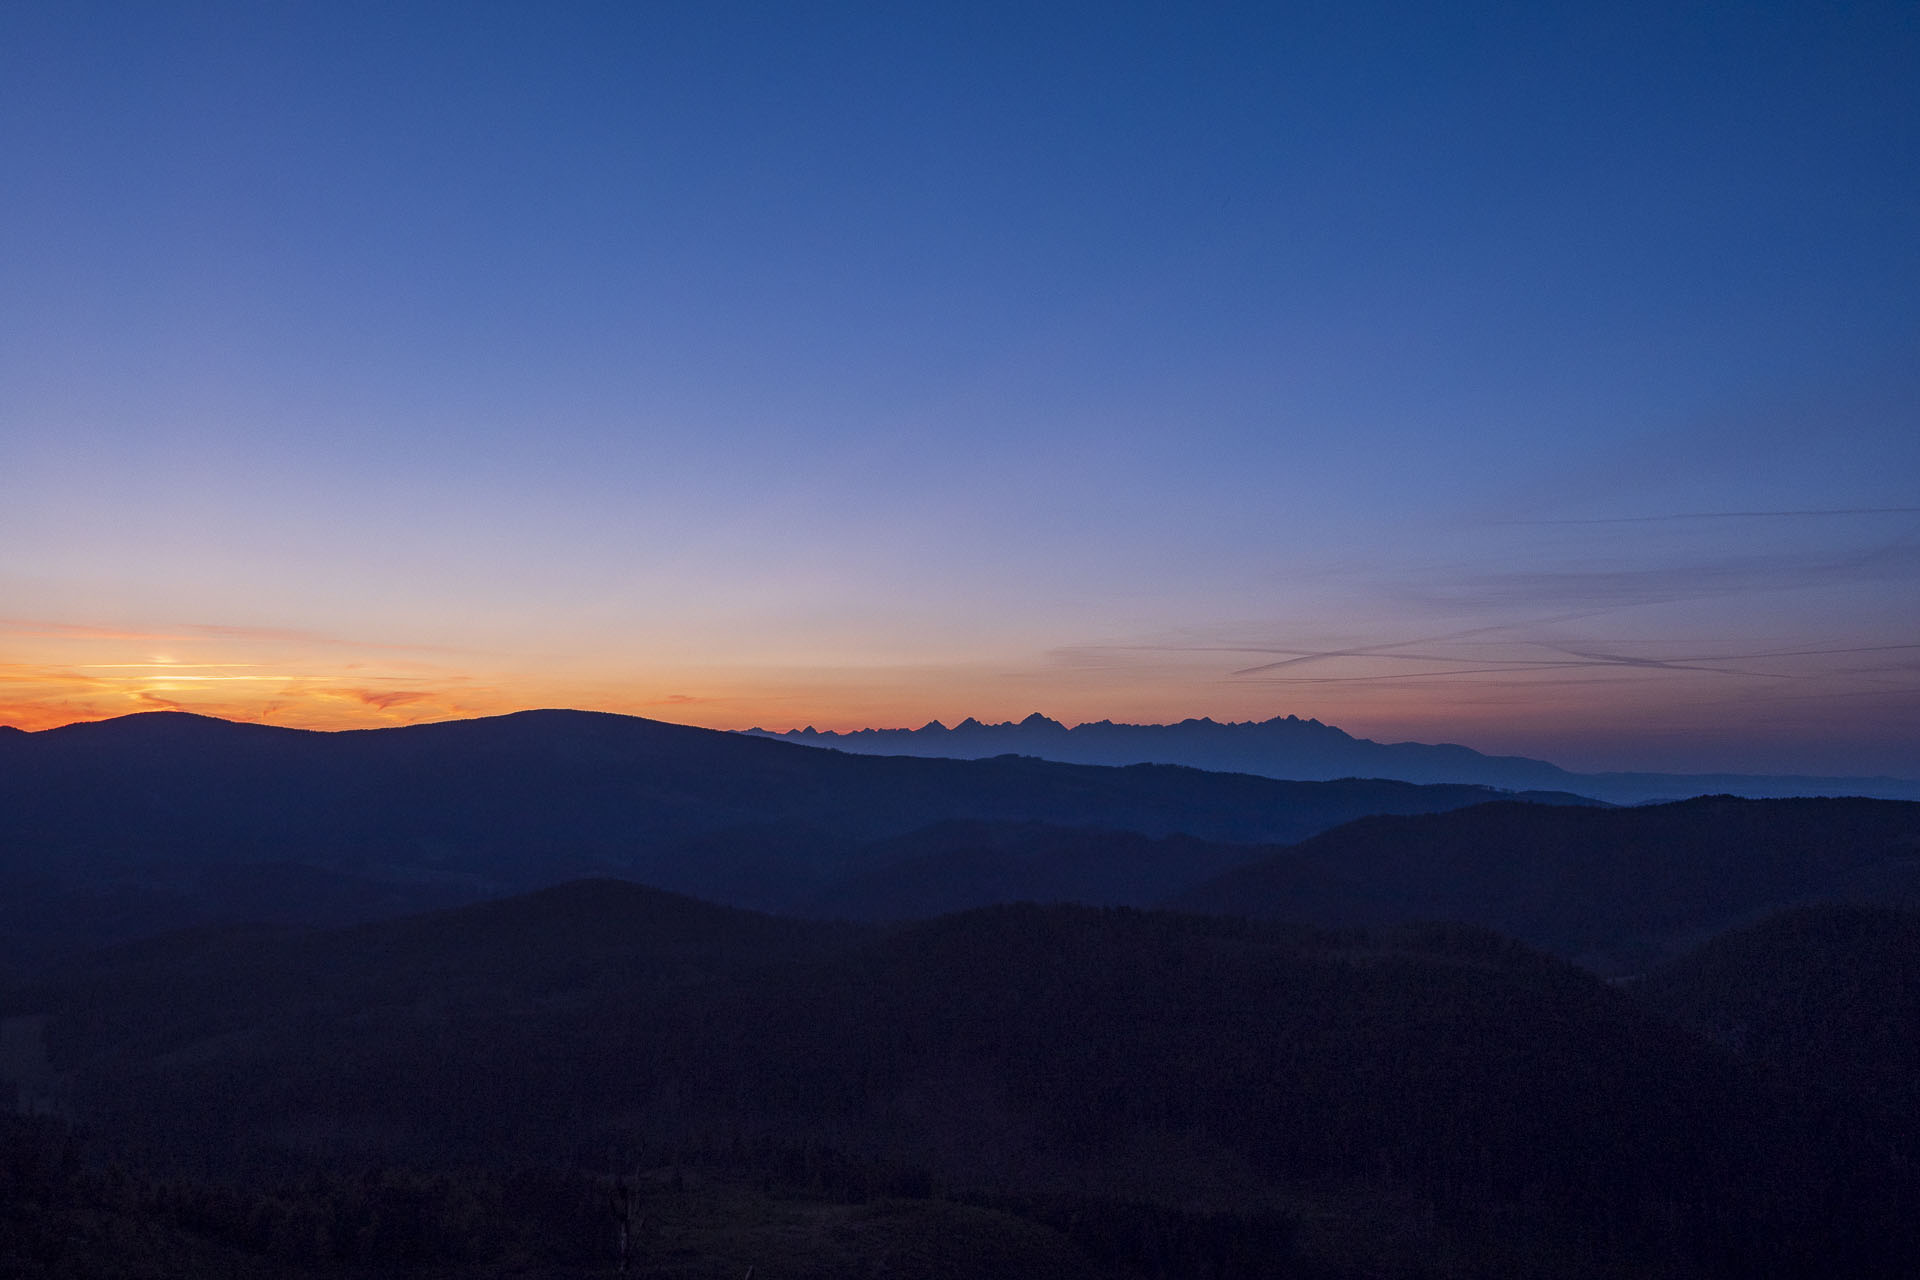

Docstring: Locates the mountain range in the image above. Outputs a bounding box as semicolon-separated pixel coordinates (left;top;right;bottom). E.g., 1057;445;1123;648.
745;713;1920;804
0;709;1584;966
8;709;1920;975
8;708;1920;1275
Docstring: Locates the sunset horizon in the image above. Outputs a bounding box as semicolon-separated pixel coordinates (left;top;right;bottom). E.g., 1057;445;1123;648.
7;7;1918;1270
7;654;1918;781
6;1;1916;777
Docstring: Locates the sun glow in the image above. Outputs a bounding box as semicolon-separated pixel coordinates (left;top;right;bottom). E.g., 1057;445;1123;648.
0;620;515;731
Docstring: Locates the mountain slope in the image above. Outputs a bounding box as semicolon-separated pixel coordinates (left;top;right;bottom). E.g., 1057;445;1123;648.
796;820;1283;921
7;882;1831;1277
0;709;1593;960
1636;904;1920;1124
1631;905;1920;1271
1170;796;1920;971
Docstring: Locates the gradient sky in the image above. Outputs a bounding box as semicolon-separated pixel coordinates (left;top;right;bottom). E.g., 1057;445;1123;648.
3;1;1917;776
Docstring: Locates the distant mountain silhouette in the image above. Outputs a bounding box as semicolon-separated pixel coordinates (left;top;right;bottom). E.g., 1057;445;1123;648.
746;713;1920;804
0;709;1583;962
1170;795;1920;973
10;881;1839;1276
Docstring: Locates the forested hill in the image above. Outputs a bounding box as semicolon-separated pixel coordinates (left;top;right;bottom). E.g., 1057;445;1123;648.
7;880;1892;1278
1635;904;1920;1127
0;709;1586;964
0;710;1582;860
1170;795;1920;972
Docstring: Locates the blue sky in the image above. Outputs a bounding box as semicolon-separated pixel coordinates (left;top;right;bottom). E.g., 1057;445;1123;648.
3;1;1916;775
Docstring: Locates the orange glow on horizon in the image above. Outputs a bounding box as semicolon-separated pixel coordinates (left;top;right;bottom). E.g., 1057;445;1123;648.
0;645;1454;737
0;655;1664;743
7;616;1914;780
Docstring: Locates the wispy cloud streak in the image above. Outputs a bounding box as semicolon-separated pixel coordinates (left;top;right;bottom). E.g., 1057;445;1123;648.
1494;507;1920;525
0;617;466;654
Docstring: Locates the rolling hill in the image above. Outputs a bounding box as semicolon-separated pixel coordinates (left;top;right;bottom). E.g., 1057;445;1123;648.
0;708;1591;964
1170;795;1920;972
4;880;1847;1278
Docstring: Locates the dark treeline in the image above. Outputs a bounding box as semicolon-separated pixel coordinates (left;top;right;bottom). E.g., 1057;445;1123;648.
2;1111;1303;1280
1173;795;1920;972
8;714;1920;1276
11;885;1920;1276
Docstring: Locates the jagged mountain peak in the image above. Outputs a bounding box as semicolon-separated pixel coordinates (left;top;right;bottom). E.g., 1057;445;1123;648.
740;713;1920;804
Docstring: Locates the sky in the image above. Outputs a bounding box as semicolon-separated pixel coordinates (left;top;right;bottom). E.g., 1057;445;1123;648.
2;0;1917;776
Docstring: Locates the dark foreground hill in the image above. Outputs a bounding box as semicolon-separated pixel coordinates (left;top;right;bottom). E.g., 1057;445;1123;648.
4;880;1908;1277
793;820;1292;921
1636;904;1920;1137
0;709;1588;966
1630;904;1920;1272
1171;795;1920;972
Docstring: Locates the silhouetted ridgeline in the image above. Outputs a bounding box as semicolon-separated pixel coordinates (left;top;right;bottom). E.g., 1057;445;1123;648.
0;709;1585;964
746;712;1920;804
4;712;1916;977
1170;795;1920;973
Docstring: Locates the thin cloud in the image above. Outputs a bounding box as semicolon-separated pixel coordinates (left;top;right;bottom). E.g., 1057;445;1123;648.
353;689;435;709
1227;665;1676;685
1228;638;1920;684
186;623;341;643
78;662;262;669
0;666;112;689
1545;641;1920;665
0;619;181;642
1041;645;1218;673
1059;624;1920;692
1228;620;1593;677
1493;507;1920;525
0;616;465;654
1527;647;1800;678
1060;612;1619;674
1402;543;1920;613
187;623;466;654
135;691;190;712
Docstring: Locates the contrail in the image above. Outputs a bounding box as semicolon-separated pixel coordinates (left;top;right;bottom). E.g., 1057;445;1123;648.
1493;507;1920;525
